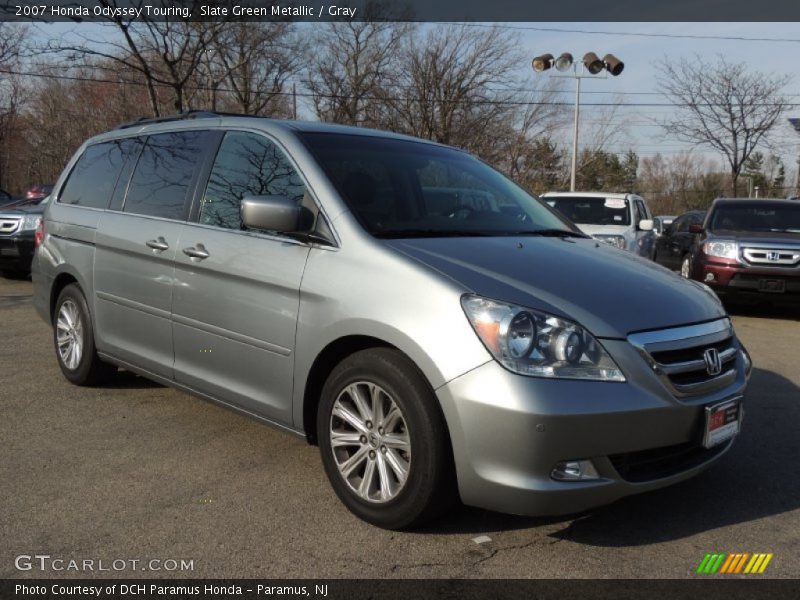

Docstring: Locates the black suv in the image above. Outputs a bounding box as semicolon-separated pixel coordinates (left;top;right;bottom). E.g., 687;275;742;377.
0;196;49;277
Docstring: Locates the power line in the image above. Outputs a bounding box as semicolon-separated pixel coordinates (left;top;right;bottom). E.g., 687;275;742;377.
441;22;800;44
3;68;800;108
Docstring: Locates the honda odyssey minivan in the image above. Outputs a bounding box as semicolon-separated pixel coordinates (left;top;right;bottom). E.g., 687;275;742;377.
33;113;751;529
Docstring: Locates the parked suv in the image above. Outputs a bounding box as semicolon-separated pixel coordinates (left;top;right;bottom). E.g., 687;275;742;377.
542;192;655;258
688;198;800;299
0;195;49;277
33;113;750;529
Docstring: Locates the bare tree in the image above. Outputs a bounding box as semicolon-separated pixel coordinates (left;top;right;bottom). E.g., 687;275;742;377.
306;17;409;125
384;25;522;151
657;55;791;196
0;23;28;189
205;23;305;117
44;1;223;116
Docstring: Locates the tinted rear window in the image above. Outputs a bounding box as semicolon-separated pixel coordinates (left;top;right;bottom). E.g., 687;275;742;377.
709;203;800;233
123;131;208;220
59;140;136;209
545;196;631;226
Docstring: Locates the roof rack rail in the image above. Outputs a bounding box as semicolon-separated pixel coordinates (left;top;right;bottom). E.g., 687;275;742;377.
114;110;264;130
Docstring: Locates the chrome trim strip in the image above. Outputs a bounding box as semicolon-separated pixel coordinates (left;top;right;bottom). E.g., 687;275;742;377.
628;318;738;398
658;347;737;375
171;313;292;357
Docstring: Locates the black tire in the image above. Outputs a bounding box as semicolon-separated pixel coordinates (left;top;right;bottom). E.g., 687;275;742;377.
317;348;455;530
1;269;29;279
53;284;116;386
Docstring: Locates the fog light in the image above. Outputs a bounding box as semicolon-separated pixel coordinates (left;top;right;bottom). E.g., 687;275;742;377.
705;272;716;282
551;459;600;481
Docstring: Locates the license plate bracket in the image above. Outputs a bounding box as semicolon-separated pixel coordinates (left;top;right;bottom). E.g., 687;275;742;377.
758;279;785;293
703;398;742;449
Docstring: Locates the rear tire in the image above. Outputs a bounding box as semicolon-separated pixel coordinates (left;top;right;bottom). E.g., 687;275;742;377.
53;284;116;386
317;348;455;529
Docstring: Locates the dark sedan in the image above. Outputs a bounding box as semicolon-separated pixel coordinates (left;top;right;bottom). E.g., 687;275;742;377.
653;210;706;276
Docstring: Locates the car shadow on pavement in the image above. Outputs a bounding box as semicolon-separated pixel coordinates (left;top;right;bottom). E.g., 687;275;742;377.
423;367;799;543
724;300;799;321
103;369;165;389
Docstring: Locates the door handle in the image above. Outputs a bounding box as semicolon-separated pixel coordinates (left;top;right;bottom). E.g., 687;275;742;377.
146;237;169;252
183;244;209;260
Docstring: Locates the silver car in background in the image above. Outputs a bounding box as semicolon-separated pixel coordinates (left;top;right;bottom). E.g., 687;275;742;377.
33;114;750;529
543;191;656;258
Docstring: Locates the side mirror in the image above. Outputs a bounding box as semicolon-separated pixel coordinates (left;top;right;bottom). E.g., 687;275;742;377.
638;219;654;231
240;195;312;233
688;224;704;234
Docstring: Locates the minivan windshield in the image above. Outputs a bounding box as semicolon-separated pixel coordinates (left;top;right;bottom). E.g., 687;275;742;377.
300;133;582;238
544;196;631;226
709;203;800;234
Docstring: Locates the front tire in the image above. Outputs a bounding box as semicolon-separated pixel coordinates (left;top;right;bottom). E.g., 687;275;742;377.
317;348;455;529
53;284;116;385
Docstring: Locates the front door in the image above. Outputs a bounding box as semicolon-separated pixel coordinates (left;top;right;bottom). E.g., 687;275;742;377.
171;130;312;424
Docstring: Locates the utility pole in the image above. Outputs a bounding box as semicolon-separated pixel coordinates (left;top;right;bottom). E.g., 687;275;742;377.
292;82;297;120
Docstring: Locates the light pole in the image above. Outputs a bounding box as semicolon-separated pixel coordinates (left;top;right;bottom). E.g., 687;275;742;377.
532;52;624;191
790;118;800;198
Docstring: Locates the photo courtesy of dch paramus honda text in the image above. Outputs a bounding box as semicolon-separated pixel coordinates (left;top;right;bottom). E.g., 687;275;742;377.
32;112;751;529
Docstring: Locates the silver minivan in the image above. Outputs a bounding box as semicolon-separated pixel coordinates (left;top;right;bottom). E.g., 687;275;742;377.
33;114;750;529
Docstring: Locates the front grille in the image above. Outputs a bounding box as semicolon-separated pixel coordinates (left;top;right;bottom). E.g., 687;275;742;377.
742;245;800;267
610;440;730;483
628;319;739;398
0;217;21;235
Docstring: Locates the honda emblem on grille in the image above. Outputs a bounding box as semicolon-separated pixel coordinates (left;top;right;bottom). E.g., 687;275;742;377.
766;251;780;262
703;348;723;376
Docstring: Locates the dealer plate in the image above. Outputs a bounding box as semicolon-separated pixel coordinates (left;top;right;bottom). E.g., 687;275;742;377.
703;398;742;449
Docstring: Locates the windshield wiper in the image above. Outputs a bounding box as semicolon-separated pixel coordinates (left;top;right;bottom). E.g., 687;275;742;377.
373;229;495;239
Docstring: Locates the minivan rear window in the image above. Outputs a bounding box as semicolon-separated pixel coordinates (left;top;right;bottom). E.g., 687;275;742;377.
123;131;208;220
59;140;137;209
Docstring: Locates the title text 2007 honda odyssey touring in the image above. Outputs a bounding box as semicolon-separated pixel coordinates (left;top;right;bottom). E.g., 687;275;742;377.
33;113;751;529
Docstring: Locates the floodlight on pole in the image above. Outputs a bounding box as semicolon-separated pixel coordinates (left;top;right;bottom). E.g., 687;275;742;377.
555;53;573;72
532;51;624;191
532;54;554;73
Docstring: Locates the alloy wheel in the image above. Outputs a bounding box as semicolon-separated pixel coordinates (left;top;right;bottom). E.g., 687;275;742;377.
329;381;411;503
56;299;83;370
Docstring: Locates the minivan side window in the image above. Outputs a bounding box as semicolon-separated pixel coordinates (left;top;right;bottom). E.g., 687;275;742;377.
123;131;208;220
59;139;137;209
200;131;307;230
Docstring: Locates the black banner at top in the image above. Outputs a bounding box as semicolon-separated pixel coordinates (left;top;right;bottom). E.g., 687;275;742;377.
2;0;800;22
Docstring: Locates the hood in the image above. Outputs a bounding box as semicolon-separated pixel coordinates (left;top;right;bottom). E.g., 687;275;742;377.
577;224;630;237
0;203;45;216
384;236;725;338
709;229;800;245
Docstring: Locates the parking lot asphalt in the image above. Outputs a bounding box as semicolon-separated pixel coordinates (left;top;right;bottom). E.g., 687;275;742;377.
1;276;798;579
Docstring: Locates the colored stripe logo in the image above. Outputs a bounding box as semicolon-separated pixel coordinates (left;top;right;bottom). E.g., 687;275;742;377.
696;553;773;574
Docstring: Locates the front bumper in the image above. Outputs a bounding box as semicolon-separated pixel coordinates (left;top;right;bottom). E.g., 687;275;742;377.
0;232;35;272
436;341;748;516
695;255;800;296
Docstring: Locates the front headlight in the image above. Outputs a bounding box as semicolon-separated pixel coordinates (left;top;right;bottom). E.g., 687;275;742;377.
703;240;738;259
21;214;41;231
595;235;626;250
461;294;625;382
